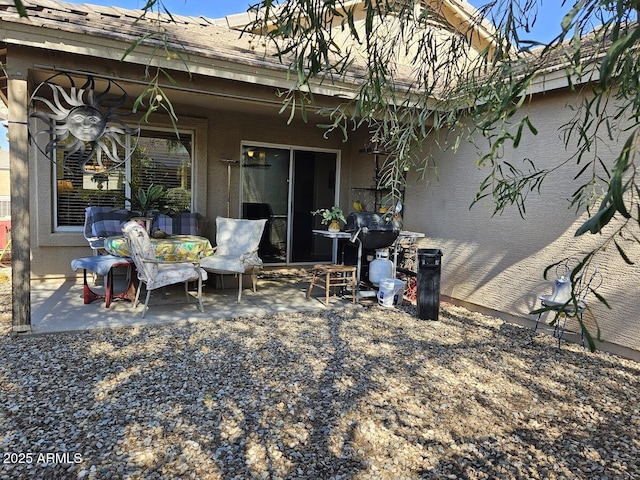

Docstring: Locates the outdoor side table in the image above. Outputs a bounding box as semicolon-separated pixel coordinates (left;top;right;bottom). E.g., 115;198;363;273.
307;264;357;306
71;255;136;308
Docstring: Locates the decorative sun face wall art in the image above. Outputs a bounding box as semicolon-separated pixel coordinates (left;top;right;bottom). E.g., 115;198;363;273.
28;73;140;173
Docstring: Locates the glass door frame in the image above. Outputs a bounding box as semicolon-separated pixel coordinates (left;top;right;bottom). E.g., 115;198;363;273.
239;141;342;265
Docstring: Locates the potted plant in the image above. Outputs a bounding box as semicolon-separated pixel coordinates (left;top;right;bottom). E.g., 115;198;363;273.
129;184;165;216
312;206;346;232
127;184;165;232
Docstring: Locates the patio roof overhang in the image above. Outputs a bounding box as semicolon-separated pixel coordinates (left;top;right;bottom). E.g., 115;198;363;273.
0;15;362;102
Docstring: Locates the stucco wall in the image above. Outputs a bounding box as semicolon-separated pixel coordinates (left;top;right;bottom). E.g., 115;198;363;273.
403;90;640;353
15;43;640;354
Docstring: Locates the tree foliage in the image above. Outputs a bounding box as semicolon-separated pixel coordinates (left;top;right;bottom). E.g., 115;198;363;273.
242;0;639;349
16;0;636;259
239;1;640;270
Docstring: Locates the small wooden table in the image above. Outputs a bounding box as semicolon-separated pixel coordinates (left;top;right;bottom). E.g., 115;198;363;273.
307;264;357;306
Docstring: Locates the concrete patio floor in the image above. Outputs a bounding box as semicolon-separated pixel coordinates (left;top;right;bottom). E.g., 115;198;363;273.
29;269;362;334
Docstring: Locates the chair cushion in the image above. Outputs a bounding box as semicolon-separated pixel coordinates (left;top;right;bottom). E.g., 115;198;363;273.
71;255;133;276
122;221;158;282
122;220;207;290
151;213;203;236
87;207;130;238
200;255;245;274
215;217;266;258
151;263;208;290
172;212;203;236
153;214;174;235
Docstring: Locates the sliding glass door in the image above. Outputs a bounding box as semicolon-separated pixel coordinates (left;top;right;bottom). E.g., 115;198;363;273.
241;144;339;264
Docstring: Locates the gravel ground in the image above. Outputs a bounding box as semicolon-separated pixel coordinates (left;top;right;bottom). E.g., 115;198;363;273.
0;267;639;479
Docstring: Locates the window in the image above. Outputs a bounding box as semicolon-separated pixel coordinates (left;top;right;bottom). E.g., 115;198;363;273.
54;129;193;230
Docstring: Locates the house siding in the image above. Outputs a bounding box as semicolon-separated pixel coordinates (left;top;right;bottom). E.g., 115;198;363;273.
3;1;639;354
404;89;640;353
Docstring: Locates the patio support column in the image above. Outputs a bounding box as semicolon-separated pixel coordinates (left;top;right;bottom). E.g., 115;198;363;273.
8;73;30;334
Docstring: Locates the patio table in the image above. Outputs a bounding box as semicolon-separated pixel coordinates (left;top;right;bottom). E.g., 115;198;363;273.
104;235;213;261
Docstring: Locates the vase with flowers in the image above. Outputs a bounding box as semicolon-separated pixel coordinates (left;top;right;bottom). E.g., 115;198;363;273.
312;206;346;232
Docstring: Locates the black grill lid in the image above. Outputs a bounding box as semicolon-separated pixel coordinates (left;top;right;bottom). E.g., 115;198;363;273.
345;212;400;233
345;212;400;249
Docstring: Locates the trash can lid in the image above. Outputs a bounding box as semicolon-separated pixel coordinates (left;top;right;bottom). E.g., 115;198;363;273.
418;248;443;256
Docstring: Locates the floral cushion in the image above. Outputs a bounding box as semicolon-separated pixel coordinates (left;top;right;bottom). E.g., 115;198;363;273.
151;263;208;291
122;221;158;282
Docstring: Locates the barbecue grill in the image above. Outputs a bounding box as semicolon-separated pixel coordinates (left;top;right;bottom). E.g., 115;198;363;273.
345;212;400;249
344;212;401;297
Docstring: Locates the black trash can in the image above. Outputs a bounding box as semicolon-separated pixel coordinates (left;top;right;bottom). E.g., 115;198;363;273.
417;248;442;320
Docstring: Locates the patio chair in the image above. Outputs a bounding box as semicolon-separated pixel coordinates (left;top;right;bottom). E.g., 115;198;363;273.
200;217;267;302
532;259;603;349
84;206;131;253
121;220;208;318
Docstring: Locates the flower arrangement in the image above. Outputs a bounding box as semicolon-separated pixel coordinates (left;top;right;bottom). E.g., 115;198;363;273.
311;206;346;224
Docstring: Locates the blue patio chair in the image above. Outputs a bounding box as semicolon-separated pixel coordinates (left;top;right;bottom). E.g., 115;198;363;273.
83;206;131;253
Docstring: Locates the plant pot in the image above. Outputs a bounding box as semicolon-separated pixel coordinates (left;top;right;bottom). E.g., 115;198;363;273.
328;220;341;232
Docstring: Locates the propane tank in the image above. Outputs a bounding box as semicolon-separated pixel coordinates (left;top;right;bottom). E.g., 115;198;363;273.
369;249;394;287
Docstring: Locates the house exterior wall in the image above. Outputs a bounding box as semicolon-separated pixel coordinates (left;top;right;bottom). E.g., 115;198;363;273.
403;88;640;354
7;6;638;354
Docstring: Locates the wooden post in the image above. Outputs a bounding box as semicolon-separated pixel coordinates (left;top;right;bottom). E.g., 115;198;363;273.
8;75;31;334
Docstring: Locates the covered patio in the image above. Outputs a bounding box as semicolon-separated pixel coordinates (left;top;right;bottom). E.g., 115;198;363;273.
28;269;362;334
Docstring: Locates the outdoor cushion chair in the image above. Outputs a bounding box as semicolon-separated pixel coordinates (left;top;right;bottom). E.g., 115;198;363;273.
84;206;131;253
200;217;267;302
121;220;208;318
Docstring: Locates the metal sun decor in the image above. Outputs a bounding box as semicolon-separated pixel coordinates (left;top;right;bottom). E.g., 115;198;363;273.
28;73;140;173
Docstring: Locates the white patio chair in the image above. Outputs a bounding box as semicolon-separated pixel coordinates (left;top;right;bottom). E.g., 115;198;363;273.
200;217;267;302
121;220;208;318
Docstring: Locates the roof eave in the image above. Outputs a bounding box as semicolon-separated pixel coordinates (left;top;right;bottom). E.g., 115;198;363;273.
0;21;360;100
